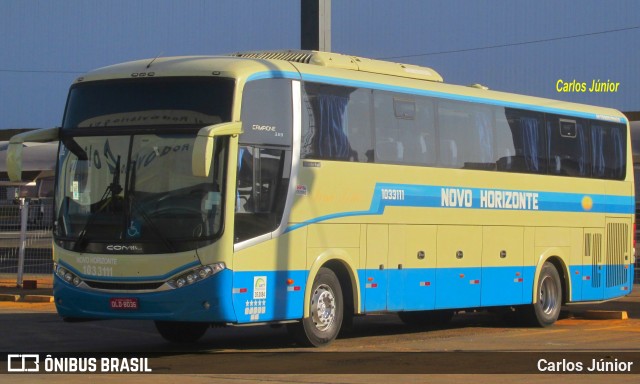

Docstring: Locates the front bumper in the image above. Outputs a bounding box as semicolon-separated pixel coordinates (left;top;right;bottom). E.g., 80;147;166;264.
53;269;236;322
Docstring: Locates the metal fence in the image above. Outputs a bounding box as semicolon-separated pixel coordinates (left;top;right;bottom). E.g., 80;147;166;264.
0;198;53;287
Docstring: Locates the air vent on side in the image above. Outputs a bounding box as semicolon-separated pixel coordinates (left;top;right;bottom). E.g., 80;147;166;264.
606;222;628;287
584;232;603;288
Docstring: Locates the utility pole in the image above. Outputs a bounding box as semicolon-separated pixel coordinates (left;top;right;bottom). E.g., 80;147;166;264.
301;0;331;52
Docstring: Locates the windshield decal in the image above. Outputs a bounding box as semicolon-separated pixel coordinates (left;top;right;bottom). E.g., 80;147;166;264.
78;110;222;128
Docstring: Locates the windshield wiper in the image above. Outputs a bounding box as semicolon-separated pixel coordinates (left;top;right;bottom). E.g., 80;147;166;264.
73;156;123;252
125;161;176;252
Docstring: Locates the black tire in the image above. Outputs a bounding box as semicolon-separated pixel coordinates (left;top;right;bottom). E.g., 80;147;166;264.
154;321;209;343
398;310;453;327
288;267;343;347
526;262;562;327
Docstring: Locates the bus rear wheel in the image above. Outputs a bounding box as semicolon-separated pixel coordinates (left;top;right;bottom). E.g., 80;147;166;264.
288;267;343;347
154;321;209;343
525;262;562;327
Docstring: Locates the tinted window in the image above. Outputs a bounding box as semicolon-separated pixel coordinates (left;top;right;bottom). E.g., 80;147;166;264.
494;111;517;171
64;77;233;128
302;83;373;162
502;110;546;174
592;122;626;180
374;92;403;163
241;79;293;146
298;82;627;181
546;117;590;177
373;92;436;165
234;146;290;243
236;78;294;243
437;101;495;170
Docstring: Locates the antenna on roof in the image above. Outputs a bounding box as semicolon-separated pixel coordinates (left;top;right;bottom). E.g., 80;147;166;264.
146;52;163;69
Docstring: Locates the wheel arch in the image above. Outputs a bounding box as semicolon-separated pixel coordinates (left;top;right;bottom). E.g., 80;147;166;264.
304;249;361;319
532;247;571;304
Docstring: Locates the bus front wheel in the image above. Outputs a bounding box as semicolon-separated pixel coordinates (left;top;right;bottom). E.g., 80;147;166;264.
526;262;562;327
154;321;209;343
288;267;343;347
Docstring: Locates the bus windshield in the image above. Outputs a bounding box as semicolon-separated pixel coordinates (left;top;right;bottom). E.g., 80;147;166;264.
54;77;232;254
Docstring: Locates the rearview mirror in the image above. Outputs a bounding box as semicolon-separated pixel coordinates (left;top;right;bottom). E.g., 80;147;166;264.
7;127;60;181
192;122;242;177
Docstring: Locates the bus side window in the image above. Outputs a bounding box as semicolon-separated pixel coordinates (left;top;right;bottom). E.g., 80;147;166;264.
504;111;546;174
495;111;516;171
302;84;372;162
234;146;290;243
592;123;626;180
237;78;293;243
546;118;590;177
374;92;403;163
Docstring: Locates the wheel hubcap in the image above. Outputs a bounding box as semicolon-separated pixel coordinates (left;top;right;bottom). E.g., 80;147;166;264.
311;284;336;331
539;275;558;315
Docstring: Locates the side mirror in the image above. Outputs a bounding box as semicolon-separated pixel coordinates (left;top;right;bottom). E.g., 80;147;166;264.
7;127;60;181
192;121;242;177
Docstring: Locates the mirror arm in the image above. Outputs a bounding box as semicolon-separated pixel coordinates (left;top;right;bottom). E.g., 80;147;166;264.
192;122;242;177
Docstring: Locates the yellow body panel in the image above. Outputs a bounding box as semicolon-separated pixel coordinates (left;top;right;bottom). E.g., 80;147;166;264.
53;243;200;281
37;51;633;324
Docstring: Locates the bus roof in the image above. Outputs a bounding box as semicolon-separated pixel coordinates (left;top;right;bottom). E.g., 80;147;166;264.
77;50;627;124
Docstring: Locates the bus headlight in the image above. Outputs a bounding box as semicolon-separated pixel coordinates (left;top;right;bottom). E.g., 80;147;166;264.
54;263;83;287
167;263;225;289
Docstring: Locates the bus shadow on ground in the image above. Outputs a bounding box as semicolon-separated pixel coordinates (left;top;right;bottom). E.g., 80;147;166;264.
2;298;638;353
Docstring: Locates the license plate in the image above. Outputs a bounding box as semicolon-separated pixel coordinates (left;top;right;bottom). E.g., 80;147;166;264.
109;297;139;311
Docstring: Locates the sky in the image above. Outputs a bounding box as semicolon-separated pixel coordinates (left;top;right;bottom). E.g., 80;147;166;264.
1;0;639;129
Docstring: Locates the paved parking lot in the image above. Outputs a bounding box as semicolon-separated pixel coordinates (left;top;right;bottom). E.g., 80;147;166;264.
0;286;638;382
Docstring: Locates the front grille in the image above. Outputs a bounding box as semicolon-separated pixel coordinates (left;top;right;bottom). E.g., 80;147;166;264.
84;281;164;291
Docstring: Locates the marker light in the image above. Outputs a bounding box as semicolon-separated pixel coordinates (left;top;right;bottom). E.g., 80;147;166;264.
54;264;83;287
167;263;225;289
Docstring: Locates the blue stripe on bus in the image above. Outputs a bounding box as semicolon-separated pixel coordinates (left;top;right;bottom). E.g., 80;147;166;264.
245;70;627;123
246;71;300;81
53;264;632;322
227;265;631;321
286;183;634;232
58;259;201;282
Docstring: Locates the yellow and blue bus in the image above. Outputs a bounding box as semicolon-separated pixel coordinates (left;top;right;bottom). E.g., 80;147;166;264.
7;50;635;346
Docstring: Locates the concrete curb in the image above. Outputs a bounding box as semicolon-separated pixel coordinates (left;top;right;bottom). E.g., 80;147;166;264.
0;294;20;302
582;310;629;320
22;295;55;303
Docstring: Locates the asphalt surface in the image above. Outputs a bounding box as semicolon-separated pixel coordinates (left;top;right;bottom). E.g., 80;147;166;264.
0;284;638;383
